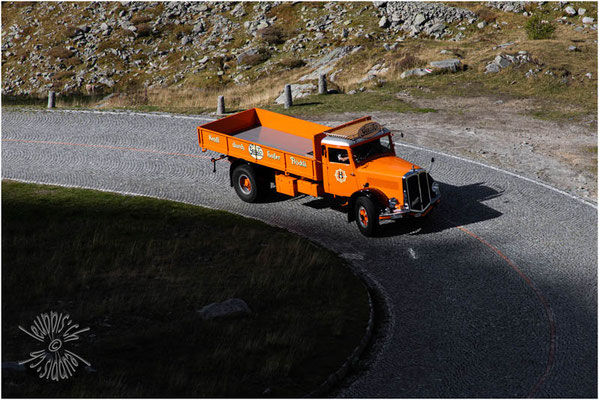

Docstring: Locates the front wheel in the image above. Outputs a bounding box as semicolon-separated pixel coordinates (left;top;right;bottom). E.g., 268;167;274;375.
232;164;260;203
354;196;380;237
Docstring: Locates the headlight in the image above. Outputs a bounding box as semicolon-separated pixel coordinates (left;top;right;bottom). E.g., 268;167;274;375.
388;197;398;209
431;182;440;194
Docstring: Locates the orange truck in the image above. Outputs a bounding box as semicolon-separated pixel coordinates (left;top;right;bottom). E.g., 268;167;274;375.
197;108;440;236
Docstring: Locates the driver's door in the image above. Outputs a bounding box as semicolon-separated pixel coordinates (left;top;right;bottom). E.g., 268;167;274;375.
323;145;359;197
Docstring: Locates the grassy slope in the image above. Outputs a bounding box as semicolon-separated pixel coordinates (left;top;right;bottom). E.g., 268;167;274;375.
1;2;596;121
2;181;369;397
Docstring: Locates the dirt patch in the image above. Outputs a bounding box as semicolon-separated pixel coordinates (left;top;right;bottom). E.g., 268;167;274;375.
312;95;597;202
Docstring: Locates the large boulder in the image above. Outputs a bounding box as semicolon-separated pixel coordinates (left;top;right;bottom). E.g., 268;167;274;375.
426;23;446;36
413;13;426;26
429;58;461;72
400;68;432;79
485;63;501;73
494;54;511;69
564;6;577;15
236;48;258;64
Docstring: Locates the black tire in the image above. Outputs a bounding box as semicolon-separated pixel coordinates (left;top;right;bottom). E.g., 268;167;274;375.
354;196;380;237
232;164;260;203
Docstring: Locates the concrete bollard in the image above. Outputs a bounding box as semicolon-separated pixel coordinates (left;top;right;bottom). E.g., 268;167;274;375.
216;95;225;114
284;84;292;108
318;74;327;95
47;91;55;109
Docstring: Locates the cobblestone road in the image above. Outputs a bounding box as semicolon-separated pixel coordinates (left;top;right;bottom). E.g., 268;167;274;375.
2;109;596;397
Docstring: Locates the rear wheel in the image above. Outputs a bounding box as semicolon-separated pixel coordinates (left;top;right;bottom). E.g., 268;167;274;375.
233;164;260;203
355;196;379;237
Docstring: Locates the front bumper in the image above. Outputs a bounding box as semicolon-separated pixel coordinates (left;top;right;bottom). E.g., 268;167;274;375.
379;193;441;220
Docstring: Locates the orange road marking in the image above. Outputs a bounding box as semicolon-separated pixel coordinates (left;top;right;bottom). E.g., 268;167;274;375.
457;225;556;398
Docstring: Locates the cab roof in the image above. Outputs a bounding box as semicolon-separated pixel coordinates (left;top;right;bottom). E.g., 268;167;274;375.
324;116;383;140
322;116;389;147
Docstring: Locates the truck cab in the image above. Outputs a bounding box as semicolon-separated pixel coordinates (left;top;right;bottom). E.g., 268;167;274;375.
320;118;441;235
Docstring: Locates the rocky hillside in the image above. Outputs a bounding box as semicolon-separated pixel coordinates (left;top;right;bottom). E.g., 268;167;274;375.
1;1;597;111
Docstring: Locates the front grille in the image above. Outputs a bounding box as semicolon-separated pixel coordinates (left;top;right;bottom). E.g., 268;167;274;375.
404;171;432;212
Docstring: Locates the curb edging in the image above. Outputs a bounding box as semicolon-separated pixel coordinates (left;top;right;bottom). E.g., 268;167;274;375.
305;274;376;398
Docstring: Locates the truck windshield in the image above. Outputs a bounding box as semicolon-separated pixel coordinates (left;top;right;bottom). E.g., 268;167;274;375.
352;135;393;164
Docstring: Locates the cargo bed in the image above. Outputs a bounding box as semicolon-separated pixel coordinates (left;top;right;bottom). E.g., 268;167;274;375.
198;108;331;180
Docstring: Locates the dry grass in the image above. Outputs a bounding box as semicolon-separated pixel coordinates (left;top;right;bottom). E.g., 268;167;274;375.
258;25;287;45
64;56;82;66
240;51;270;66
279;57;306;69
394;54;427;72
131;14;151;25
47;46;74;59
475;6;498;23
53;71;75;81
134;23;152;37
102;69;310;112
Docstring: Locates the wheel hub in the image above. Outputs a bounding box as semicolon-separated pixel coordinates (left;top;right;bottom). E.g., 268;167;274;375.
359;206;368;227
239;175;252;194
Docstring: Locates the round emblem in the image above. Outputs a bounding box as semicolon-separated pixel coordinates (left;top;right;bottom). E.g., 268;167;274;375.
357;122;382;138
248;144;264;160
335;168;347;183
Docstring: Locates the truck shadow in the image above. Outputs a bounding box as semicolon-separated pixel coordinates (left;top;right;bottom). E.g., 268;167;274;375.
299;181;504;237
377;182;504;237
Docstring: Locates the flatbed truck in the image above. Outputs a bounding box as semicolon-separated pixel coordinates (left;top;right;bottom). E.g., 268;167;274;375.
198;108;440;236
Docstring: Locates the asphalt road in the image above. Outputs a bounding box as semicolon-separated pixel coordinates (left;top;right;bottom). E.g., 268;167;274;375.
2;109;596;398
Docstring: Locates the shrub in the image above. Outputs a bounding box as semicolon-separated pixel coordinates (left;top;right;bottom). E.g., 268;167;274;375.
64;56;82;66
278;57;305;69
395;54;424;71
242;52;270;66
258;25;287;45
97;40;119;52
525;15;555;40
47;47;74;59
131;14;151;24
65;25;80;38
53;71;75;81
135;23;152;37
475;7;497;23
172;24;192;38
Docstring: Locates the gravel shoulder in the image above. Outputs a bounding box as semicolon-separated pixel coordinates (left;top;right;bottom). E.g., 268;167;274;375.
311;95;597;203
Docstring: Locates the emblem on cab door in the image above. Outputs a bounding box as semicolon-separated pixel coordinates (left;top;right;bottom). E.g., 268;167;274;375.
335;169;347;183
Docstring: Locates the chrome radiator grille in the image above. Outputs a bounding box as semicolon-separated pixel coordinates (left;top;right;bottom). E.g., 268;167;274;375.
403;171;432;212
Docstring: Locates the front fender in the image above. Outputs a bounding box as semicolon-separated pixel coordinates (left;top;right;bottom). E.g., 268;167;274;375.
347;188;387;223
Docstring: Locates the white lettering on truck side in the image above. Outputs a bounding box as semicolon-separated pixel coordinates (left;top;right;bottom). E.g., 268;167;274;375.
290;157;307;167
208;135;220;143
267;151;280;160
232;142;245;150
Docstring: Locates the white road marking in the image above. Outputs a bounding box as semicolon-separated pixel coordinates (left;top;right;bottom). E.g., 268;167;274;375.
394;142;597;210
408;248;418;260
13;108;217;121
